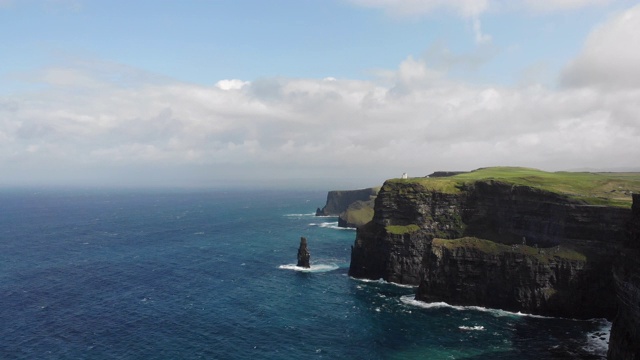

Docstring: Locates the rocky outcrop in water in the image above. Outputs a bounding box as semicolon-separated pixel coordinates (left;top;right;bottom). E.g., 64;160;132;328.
297;237;310;268
349;176;631;318
608;194;640;359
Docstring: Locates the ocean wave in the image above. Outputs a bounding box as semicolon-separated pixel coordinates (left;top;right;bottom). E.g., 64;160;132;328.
458;325;485;331
582;319;611;357
283;213;317;217
308;221;355;230
278;263;339;272
351;277;418;289
399;296;556;319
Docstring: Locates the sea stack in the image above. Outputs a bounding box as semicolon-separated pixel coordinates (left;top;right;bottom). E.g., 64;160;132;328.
297;237;311;268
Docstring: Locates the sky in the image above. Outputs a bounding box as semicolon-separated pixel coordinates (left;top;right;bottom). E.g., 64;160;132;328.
1;0;639;189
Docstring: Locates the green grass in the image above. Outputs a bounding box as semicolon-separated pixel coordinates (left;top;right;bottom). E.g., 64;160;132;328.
386;224;421;235
389;167;640;207
342;201;375;227
432;237;587;263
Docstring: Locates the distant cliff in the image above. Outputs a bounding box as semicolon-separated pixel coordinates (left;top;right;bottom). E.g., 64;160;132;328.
316;187;380;228
349;167;640;320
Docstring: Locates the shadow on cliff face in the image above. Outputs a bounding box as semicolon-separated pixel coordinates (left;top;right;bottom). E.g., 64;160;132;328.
550;240;619;319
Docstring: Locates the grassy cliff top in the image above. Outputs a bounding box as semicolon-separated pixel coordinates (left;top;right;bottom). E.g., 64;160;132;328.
432;237;587;263
387;167;640;207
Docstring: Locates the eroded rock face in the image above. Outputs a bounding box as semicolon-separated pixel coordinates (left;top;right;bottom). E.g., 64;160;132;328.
297;237;310;268
316;188;379;216
350;222;432;285
349;183;463;285
349;179;630;318
608;194;640;359
462;181;629;247
418;239;615;318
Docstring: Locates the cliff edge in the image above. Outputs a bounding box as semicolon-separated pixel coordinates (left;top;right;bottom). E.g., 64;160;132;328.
349;167;640;320
316;187;380;228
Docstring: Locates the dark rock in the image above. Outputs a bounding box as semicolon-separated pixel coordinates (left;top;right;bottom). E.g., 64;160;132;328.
297;237;310;268
608;193;640;359
427;171;468;178
418;238;613;318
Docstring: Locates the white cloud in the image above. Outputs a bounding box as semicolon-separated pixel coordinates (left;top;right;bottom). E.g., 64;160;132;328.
348;0;489;17
348;0;491;44
3;0;640;187
348;0;615;15
1;50;639;188
561;4;640;89
472;17;491;44
347;0;617;45
522;0;612;12
215;79;249;90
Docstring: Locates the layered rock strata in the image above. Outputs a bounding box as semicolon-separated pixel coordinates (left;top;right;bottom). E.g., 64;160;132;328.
349;178;630;318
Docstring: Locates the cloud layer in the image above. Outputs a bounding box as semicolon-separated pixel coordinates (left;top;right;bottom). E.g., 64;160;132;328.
561;4;640;89
1;4;639;187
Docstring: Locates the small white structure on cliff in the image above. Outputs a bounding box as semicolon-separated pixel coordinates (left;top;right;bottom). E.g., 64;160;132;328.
401;173;408;179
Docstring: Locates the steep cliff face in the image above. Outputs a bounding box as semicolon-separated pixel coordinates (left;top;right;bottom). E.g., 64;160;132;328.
316;187;379;216
462;181;629;247
349;182;464;285
350;222;432;285
419;238;615;318
608;194;640;359
349;172;633;318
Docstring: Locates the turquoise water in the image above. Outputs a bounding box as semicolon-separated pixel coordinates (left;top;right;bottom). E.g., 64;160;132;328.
0;189;610;359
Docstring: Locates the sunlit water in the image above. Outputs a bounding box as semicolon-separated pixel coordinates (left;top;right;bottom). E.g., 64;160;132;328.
0;189;610;359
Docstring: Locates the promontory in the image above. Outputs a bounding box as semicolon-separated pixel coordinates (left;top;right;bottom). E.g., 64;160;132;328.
347;167;640;359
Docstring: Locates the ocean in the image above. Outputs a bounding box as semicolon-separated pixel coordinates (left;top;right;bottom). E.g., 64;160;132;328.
0;189;611;359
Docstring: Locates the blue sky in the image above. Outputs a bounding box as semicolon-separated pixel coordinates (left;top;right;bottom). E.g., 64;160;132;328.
1;1;619;86
1;0;639;188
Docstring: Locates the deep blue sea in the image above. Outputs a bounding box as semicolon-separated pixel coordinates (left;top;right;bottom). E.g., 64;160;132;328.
0;189;611;359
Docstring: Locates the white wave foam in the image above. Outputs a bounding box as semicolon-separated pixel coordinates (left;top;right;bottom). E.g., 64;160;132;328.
399;296;554;318
459;325;485;331
582;319;611;357
308;221;356;230
351;277;418;289
283;213;316;217
278;263;339;272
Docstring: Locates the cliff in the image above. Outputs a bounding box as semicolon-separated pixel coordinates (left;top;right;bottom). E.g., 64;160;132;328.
337;198;376;228
349;167;640;319
421;238;613;318
317;187;380;228
608;193;640;359
316;187;379;216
